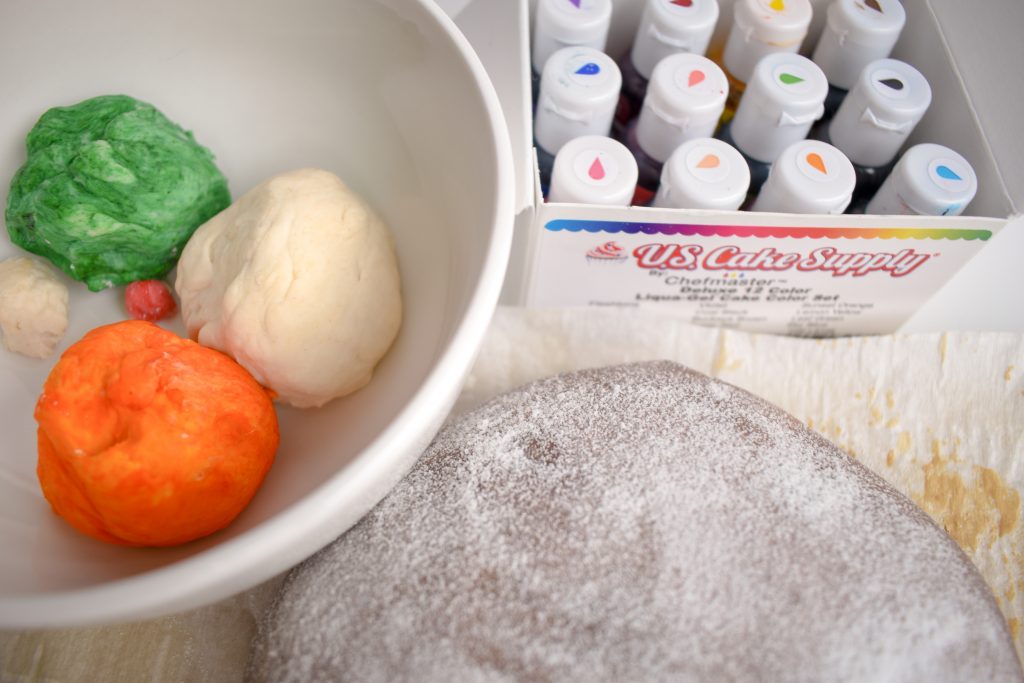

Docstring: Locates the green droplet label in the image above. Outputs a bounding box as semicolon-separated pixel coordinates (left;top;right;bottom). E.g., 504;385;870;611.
779;73;805;86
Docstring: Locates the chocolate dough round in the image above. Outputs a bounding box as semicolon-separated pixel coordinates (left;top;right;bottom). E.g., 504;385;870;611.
248;361;1023;683
5;95;230;290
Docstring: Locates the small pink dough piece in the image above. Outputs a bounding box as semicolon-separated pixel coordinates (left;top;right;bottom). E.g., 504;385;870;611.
125;280;178;322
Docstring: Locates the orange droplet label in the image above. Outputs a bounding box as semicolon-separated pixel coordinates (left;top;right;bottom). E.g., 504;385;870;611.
697;154;720;169
588;157;606;180
807;153;827;175
688;70;705;88
770;0;785;11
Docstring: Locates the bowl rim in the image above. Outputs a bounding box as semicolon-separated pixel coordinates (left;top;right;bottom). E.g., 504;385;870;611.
0;0;516;629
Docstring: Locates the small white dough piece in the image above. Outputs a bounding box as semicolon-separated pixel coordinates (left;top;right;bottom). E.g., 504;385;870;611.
175;168;402;408
0;256;69;359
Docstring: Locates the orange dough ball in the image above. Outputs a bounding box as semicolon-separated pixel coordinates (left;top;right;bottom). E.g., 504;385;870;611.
35;320;279;547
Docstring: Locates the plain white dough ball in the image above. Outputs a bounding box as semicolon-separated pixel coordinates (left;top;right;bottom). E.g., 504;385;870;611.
0;256;69;359
175;168;402;408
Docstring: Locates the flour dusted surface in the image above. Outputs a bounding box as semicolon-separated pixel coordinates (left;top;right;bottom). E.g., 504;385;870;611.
248;361;1022;682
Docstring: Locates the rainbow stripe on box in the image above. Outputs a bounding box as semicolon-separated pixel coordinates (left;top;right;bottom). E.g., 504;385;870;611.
544;219;992;241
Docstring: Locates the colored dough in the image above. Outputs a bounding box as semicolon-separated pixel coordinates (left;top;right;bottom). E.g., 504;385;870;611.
35;320;278;546
5;95;230;290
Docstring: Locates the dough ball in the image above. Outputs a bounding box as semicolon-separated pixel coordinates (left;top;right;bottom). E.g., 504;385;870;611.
36;320;279;546
248;362;1023;683
5;94;231;291
0;256;68;358
175;168;402;408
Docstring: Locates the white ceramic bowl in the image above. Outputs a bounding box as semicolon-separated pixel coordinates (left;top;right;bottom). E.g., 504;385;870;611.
0;0;513;627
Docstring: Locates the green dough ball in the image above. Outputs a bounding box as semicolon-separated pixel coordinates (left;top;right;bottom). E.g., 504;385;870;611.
5;95;230;291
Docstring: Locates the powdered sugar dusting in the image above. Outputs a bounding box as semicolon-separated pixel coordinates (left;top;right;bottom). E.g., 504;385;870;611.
248;362;1023;682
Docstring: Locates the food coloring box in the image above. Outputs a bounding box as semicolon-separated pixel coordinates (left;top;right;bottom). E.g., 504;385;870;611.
444;0;1024;335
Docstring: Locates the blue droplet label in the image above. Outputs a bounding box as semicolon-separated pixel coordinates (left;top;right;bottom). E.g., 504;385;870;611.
936;165;962;181
575;62;600;76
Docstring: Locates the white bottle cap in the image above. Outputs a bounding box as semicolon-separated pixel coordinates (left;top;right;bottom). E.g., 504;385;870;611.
532;0;613;74
865;143;977;216
652;137;751;210
535;47;622;156
729;52;828;164
751;139;856;213
629;0;721;79
812;0;906;91
635;54;728;162
722;0;813;85
827;58;931;168
547;135;640;205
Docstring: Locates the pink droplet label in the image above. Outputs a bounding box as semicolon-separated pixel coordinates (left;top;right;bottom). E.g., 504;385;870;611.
589;157;606;180
688;70;705;88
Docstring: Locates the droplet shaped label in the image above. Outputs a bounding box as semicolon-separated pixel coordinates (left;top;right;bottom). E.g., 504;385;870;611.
779;73;805;86
696;154;720;169
936;165;962;181
879;77;904;91
588;157;606;180
671;0;694;6
770;0;785;11
688;70;706;88
575;62;601;76
568;0;582;8
865;0;883;12
806;153;827;175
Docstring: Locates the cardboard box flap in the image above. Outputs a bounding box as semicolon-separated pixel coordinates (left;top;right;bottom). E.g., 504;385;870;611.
446;0;534;216
896;0;1022;218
